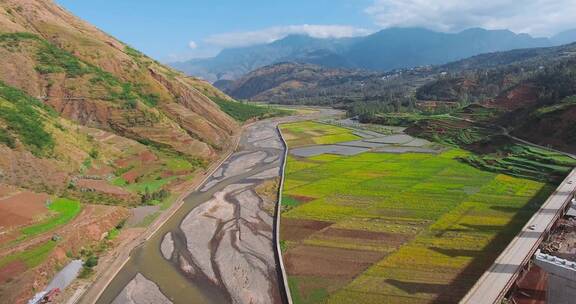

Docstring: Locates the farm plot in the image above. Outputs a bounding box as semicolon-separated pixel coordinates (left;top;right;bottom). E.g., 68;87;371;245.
281;121;361;147
279;121;552;304
20;198;81;238
0;189;82;244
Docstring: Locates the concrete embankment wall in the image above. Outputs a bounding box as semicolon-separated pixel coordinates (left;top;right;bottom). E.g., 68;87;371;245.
273;126;293;304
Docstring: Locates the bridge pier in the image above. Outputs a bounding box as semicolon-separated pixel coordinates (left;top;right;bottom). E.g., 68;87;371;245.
534;250;576;304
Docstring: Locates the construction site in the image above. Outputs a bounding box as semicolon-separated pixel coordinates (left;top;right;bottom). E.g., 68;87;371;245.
510;200;576;304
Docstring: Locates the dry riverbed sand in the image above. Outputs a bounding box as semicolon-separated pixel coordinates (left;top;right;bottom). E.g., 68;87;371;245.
177;121;285;303
109;118;300;304
107;109;342;304
112;274;171;304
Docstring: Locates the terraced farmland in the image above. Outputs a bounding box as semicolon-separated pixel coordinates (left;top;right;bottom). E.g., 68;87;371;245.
279;121;553;304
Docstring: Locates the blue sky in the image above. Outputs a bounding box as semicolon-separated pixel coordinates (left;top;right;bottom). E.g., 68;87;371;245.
55;1;575;62
55;0;374;61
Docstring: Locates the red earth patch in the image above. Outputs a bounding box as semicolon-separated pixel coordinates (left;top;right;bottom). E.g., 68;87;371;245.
0;191;50;229
285;245;385;278
281;219;332;241
76;179;132;197
0;261;27;284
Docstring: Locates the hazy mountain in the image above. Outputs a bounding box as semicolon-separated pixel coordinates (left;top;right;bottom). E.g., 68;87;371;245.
172;28;556;82
221;41;576;154
219;40;576;105
552;29;576;45
343;28;551;71
171;35;357;82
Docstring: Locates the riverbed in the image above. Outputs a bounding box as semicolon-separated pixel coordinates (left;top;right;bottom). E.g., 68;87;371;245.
95;109;341;304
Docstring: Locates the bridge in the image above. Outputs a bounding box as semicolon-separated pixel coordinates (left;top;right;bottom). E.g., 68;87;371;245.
461;168;576;304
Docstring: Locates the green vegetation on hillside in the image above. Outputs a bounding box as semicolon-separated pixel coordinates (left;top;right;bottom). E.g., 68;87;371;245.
534;95;576;116
21;198;82;237
279;121;551;304
463;144;576;182
0;81;55;156
165;157;194;171
0;240;57;269
34;36;141;110
96;149;198;207
211;97;290;122
393;106;576;183
0;128;15;148
0;32;39;48
126;178;174;194
0;32;162;110
36;39;91;77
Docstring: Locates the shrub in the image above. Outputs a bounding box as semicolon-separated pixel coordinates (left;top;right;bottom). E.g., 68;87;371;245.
141;93;160;107
124;45;143;59
0;128;15;148
84;255;98;268
0;82;55;156
89;148;99;159
37;42;90;77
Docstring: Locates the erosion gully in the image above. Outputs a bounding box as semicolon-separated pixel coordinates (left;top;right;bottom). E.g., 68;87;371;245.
95;109;340;304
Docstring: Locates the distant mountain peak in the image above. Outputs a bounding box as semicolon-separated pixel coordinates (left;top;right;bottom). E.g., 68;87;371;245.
170;27;555;82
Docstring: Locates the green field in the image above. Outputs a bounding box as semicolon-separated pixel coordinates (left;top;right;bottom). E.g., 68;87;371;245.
0;240;57;269
21;198;82;237
126;177;176;193
211;97;291;122
105;151;198;207
280;121;552;304
281;121;361;147
165;157;194;171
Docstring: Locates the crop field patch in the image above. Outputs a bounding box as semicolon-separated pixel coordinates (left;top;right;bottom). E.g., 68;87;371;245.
281;121;361;147
281;219;333;242
20;198;82;238
285;245;385;278
279;121;552;304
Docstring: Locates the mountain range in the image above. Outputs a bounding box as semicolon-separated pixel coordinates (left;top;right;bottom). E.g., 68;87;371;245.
219;40;576;156
171;27;576;82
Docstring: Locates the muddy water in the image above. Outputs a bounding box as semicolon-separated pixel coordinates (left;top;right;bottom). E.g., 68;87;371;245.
96;111;342;304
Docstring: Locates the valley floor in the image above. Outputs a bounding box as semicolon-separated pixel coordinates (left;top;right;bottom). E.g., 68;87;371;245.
85;108;340;304
279;121;553;304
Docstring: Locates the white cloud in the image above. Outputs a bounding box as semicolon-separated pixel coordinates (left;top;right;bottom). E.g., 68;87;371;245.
365;0;576;36
204;24;372;48
188;40;198;49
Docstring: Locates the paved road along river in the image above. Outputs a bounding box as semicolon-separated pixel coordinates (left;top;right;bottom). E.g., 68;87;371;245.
95;109;340;304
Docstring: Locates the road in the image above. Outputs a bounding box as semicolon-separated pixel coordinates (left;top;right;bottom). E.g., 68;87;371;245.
86;108;340;304
499;126;576;160
449;114;576;160
461;168;576;304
